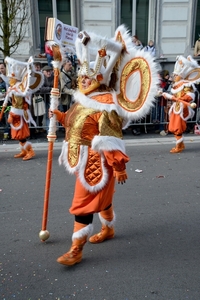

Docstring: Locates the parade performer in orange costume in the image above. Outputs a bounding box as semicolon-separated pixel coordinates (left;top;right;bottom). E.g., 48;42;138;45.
50;25;159;266
163;55;200;153
0;57;44;160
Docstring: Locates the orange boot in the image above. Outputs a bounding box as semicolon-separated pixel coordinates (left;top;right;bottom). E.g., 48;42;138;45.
89;206;115;244
23;142;35;161
57;222;93;266
170;136;184;153
14;142;27;158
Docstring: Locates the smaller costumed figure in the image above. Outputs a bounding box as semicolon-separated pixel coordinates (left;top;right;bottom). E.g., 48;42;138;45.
0;57;44;160
163;55;200;153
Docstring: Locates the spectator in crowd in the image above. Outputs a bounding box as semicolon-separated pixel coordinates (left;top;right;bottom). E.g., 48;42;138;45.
33;61;42;72
0;74;9;139
144;40;156;57
65;52;78;72
0;62;9;88
38;65;54;131
30;62;46;137
60;59;77;112
0;62;6;76
0;74;6;97
132;35;143;50
153;70;172;136
0;63;10;139
194;35;200;57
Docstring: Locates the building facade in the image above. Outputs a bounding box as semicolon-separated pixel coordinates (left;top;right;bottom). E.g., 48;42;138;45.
1;0;200;73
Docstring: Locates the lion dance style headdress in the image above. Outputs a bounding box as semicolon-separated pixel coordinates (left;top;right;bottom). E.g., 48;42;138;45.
75;24;160;122
173;55;200;84
5;56;44;98
0;56;44;118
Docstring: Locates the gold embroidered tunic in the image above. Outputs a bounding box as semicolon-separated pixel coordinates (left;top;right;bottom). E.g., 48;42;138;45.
54;92;129;215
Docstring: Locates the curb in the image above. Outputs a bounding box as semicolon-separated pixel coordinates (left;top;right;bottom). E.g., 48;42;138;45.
1;135;200;153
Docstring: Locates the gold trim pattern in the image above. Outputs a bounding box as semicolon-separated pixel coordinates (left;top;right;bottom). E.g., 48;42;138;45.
117;57;151;112
98;110;123;138
65;104;96;167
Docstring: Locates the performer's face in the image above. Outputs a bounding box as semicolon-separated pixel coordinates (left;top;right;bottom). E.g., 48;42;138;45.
80;75;92;89
173;74;182;82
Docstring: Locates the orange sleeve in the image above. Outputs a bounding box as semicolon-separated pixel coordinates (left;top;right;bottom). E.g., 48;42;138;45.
179;94;193;103
103;150;129;171
53;109;66;126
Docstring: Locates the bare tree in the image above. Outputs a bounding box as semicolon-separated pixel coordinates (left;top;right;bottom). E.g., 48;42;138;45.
0;0;30;57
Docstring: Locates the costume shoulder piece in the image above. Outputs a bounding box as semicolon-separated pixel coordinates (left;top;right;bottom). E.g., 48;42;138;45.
75;24;160;121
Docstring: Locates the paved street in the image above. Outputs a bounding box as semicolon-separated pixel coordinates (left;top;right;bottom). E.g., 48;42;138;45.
1;134;200;300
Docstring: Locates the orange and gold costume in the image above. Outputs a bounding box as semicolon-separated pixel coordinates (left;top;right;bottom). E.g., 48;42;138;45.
8;95;35;140
3;56;44;160
55;25;159;266
168;83;195;152
54;93;129;216
163;55;200;153
55;90;129;266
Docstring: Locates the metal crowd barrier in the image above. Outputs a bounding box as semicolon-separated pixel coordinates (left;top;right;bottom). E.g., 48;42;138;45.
0;93;200;137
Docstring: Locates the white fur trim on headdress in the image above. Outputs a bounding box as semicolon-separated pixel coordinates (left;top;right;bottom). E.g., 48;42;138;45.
173;55;200;83
76;30;122;85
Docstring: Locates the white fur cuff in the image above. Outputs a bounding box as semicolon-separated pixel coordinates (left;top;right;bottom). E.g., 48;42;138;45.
72;224;93;241
91;135;126;153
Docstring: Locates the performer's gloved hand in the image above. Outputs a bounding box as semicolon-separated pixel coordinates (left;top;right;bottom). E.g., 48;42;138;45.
113;169;128;184
48;109;62;119
162;92;170;99
162;92;175;100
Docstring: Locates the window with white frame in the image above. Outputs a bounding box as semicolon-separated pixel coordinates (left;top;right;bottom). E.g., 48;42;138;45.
121;0;149;47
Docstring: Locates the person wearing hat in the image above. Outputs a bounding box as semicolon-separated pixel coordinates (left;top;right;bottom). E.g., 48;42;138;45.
163;55;200;152
42;65;53;72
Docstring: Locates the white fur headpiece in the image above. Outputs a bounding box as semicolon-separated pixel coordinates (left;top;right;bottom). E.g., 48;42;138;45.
75;30;123;86
5;56;33;81
173;55;200;79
